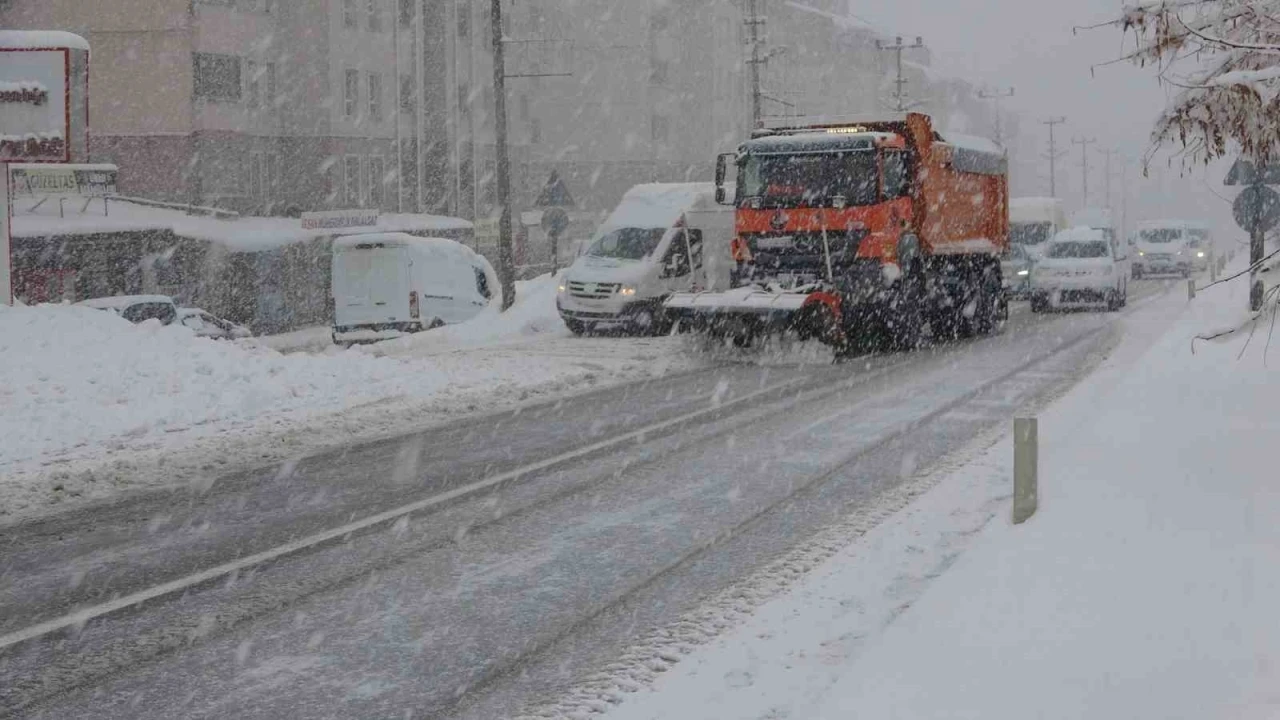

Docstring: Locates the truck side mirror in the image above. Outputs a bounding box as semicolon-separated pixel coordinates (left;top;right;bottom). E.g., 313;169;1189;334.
715;153;735;206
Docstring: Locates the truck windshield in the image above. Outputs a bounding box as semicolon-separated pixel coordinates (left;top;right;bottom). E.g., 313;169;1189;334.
586;227;667;260
1046;241;1109;259
1010;222;1053;246
1139;228;1181;244
739;150;878;208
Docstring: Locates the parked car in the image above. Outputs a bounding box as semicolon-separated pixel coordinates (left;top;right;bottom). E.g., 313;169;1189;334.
177;307;252;339
1001;243;1034;299
77;294;179;325
1030;228;1129;313
331;233;496;345
556;183;735;336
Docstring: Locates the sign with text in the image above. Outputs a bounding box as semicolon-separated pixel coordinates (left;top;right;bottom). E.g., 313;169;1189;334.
10;164;117;197
301;209;380;232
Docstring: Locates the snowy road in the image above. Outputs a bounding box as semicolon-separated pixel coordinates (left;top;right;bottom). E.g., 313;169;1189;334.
0;283;1173;719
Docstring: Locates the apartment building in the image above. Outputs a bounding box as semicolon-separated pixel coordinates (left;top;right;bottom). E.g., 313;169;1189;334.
0;0;451;216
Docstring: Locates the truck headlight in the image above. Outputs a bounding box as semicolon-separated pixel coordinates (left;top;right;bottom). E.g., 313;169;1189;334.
619;286;637;296
1138;251;1145;256
1197;251;1205;258
1017;269;1029;276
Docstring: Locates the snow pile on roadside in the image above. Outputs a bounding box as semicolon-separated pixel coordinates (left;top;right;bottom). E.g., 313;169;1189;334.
0;281;696;523
0;304;450;476
578;274;1280;719
371;272;568;355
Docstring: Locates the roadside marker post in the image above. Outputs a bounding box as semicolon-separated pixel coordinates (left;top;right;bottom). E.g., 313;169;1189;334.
1188;279;1197;300
1013;417;1038;524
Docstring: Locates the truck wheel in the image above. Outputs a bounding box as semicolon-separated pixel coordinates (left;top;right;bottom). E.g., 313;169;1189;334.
965;261;1005;337
887;268;925;350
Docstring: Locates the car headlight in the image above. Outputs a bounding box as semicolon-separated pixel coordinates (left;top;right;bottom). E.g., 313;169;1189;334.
619;286;637;296
1138;251;1145;256
557;284;566;294
1017;269;1029;276
1197;251;1205;258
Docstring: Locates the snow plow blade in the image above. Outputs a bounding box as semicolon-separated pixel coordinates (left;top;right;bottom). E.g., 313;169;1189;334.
664;288;838;346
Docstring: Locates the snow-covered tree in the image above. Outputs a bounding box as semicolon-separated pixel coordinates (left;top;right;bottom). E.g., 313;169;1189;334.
1119;0;1280;163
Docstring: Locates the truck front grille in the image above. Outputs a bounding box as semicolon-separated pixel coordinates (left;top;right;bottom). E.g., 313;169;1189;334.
568;281;621;299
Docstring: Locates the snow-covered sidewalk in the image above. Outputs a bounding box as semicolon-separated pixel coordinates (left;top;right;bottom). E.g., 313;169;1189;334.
570;269;1280;720
0;274;698;524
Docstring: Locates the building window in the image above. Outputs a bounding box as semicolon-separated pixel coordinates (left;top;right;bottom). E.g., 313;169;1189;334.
368;72;383;121
248;152;271;202
246;60;260;108
344;69;359;118
193;53;242;101
343;0;357;28
651;59;669;85
651;114;669;143
368;155;385;208
399;0;413;26
400;74;414;112
344;155;362;206
265;62;277;108
368;0;382;32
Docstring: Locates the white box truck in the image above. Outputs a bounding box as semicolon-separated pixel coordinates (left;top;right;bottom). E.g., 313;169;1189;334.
555;183;734;335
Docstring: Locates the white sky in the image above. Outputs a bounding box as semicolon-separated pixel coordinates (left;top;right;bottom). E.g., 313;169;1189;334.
849;0;1241;240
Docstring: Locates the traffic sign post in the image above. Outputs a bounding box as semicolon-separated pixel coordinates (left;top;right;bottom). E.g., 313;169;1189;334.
1227;158;1279;312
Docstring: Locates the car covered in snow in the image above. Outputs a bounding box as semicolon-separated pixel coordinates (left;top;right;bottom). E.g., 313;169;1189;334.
556;183;734;336
1030;227;1128;312
76;294;179;325
177;307;252;340
1131;220;1203;278
331;233;497;345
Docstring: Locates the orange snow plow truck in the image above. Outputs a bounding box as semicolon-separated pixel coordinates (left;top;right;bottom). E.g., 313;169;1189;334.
664;112;1009;352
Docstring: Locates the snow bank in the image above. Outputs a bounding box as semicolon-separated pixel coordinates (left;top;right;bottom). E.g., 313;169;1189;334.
0;304;449;476
805;262;1280;720
1;275;696;522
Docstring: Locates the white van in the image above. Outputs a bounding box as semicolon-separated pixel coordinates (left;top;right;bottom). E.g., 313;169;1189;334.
1131;220;1206;278
1009;197;1068;261
556;183;734;335
331;233;496;345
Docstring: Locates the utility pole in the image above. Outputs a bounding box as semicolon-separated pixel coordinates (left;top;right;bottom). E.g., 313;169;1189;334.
490;0;515;310
876;35;926;112
1041;117;1066;197
1096;146;1117;209
745;0;766;128
1072;136;1096;206
977;87;1014;145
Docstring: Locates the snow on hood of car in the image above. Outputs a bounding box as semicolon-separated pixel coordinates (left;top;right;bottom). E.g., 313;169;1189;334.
566;256;650;285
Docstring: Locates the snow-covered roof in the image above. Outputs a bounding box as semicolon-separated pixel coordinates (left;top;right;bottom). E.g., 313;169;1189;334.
333;233;481;260
0;30;90;51
77;294;174;310
1071;207;1115;228
11;198;472;252
601;183;715;232
1051;227;1107;244
941;132;1005;156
